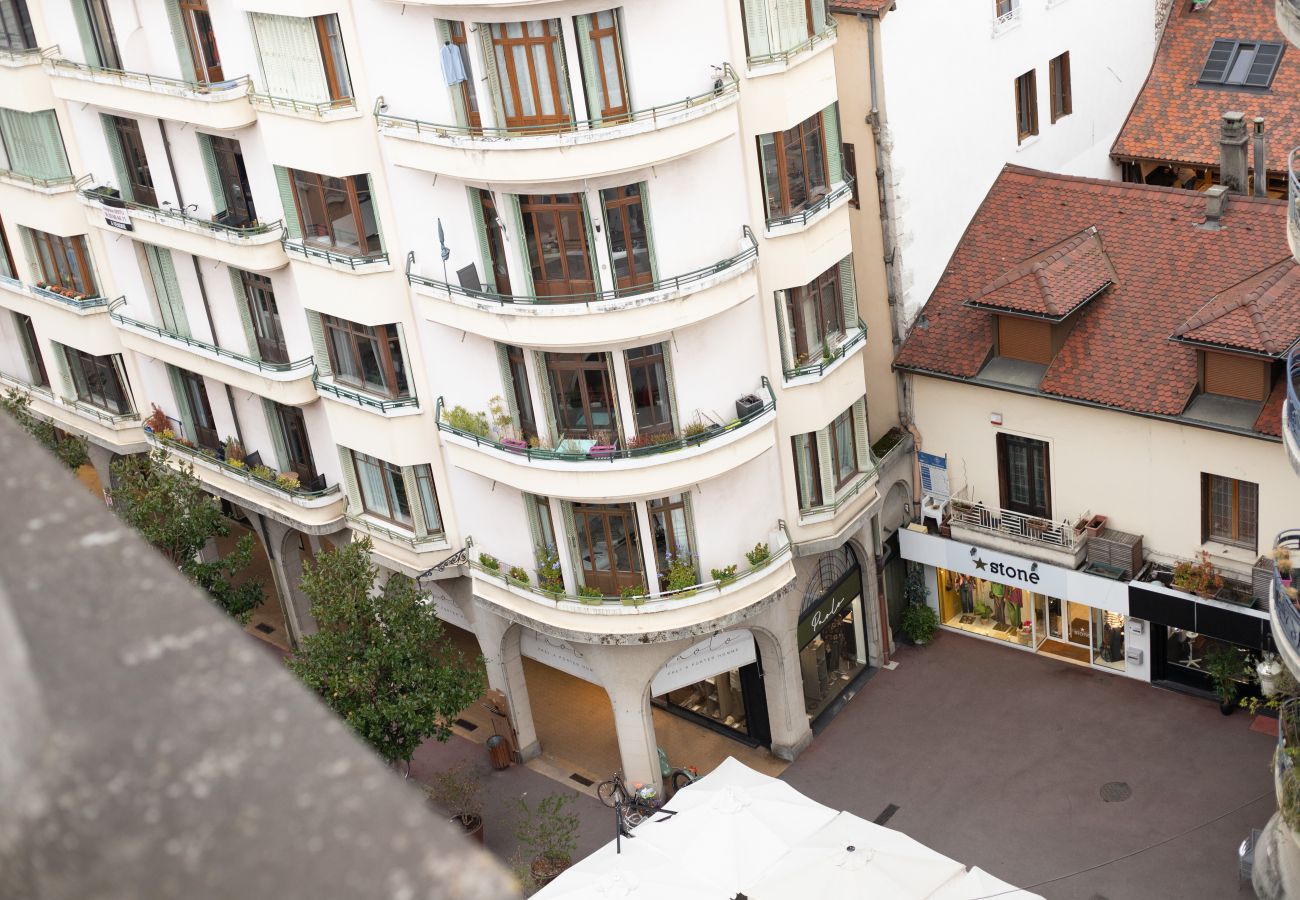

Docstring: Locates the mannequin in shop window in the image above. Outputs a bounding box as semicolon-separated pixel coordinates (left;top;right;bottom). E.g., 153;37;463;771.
990;581;1006;626
957;573;975;615
1006;586;1023;629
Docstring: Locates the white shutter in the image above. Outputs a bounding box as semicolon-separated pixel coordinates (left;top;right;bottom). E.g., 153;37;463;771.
251;13;328;102
742;0;773;59
775;0;806;53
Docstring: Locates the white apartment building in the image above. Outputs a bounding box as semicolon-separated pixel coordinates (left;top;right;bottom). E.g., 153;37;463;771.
0;0;893;787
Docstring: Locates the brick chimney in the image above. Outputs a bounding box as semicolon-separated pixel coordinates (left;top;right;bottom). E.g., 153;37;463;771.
1219;111;1248;194
1253;117;1267;198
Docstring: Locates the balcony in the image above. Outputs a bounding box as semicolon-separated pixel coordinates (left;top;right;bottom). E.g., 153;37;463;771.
1;45;57;111
948;497;1088;569
435;379;776;501
0;371;145;449
794;465;881;545
80;188;287;271
466;522;795;643
746;21;837;74
766;179;853;236
249;95;372;175
314;378;417;416
1286;346;1300;475
284;238;389;274
144;428;345;531
1278;0;1300;51
741;36;837;138
0;173;91;236
408;228;757;348
108;300;317;406
346;514;451;578
375;65;739;183
991;2;1022;37
0;274;112;316
44;58;255;130
1271;531;1300;683
783;320;868;385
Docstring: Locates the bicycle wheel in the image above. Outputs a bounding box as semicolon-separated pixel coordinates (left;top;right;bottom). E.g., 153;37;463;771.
668;768;694;797
623;807;647;830
596;779;621;808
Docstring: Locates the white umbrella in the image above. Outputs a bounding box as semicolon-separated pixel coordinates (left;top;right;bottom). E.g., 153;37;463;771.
535;867;723;900
664;756;838;845
925;866;1043;900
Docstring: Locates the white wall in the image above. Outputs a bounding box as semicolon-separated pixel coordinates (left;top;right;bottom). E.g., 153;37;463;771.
879;0;1157;319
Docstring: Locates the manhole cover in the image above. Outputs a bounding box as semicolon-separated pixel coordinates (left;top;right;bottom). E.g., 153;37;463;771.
1100;782;1132;802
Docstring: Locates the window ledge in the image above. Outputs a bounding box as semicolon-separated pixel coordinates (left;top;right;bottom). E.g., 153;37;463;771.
991;9;1023;37
1199;541;1260;575
1015;135;1041;153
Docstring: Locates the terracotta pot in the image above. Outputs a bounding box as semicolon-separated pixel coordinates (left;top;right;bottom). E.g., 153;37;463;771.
530;856;571;887
451;814;484;844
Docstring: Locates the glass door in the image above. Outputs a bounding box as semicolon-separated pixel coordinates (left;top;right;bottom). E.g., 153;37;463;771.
180;0;223;82
520;193;593;298
600;184;652;294
573;501;643;595
240;270;287;363
275;403;318;488
110;116;157;207
489;20;570;131
546;352;615;441
210;135;255;226
178;368;219;450
82;0;121;69
477;189;511;294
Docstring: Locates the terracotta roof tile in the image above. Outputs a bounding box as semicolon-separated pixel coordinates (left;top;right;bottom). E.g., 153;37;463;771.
1256;377;1286;435
1113;0;1299;174
895;166;1289;434
1172;259;1300;354
964;227;1116;320
829;0;893;12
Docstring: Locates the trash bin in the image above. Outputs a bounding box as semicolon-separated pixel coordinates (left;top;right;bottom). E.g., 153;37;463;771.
486;735;511;770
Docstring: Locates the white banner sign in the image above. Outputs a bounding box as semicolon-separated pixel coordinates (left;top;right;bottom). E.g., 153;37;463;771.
101;202;132;231
421;582;471;631
521;633;598;684
651;630;756;697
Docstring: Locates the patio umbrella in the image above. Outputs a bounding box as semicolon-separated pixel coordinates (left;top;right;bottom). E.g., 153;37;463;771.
534;827;725;899
926;866;1043;900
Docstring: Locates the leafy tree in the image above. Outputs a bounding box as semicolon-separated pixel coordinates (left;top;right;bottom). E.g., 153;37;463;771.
1;388;89;470
289;538;485;766
109;449;263;623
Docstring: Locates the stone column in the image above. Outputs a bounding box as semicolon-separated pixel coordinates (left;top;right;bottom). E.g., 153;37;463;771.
468;604;540;761
82;442;117;502
244;514;317;649
584;641;686;789
751;596;814;762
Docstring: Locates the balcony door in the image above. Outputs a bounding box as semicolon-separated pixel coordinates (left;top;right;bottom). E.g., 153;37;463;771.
240;270;287;363
477;189;511;294
546;352;614;441
210;135;255;226
996;432;1051;520
179;0;223;82
601;184;652;293
573;502;643;595
275;403;319;488
520;193;593;298
14;312;48;387
0;0;36;51
80;0;121;69
177;368;220;450
490;20;570;131
448;21;480;131
110;116;157;207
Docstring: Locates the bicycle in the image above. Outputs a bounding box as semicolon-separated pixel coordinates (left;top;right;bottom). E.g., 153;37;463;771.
595;771;661;833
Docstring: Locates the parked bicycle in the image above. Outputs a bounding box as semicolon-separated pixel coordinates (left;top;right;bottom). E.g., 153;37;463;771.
595;771;661;832
657;747;699;800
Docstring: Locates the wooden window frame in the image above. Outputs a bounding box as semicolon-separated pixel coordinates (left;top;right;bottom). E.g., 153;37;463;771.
274;402;318;486
448;21;480;131
313;13;352;102
179;0;223;83
626;343;672;437
1049;52;1071;123
792;433;823;509
0;216;16;279
209;134;255;226
349;449;413;528
240;270;287;364
66;347;129;413
545;351;616;441
490;20;569;131
600;184;652;292
321;314;408;399
995;0;1017;16
786;263;844;363
587;10;629;121
648;494;692;589
1201;473;1258;550
110;115;157;207
505;343;538;441
288;169;377;257
996;432;1052;519
31;230;96;297
760;111;829;220
572;501;644;594
519;192;594;297
177;367;220;450
14;312;48;387
1014;69;1038;144
829;407;858;489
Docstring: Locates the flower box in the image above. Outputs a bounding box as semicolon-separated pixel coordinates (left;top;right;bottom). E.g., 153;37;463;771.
588;444;616;459
501;437;527;452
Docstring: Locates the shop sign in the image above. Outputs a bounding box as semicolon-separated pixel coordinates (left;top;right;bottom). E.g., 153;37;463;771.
101;202;133;231
798;567;862;647
421;583;471;630
949;544;1066;596
520;633;598;685
651;630;756;697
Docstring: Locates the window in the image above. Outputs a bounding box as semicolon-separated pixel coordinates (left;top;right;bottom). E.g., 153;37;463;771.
0;108;71;182
413;463;443;534
1049;52;1071;122
504;344;537;441
1202;474;1258;550
14;312;47;386
581;10;628;121
600;184;652;292
758;111;828;220
791;433;822;509
830;408;857;488
179;0;223;83
350;450;413;527
572;501;643;594
785;263;843;364
448;21;480;131
649;494;692;589
626;344;672;437
108;115;157;207
176;367;220;450
843;142;859;208
29;230;96;297
1014;70;1038;143
740;0;826;60
0;0;35;51
64;347;130;414
1202;350;1270;402
249;13;351;103
314;14;352;101
289;169;379;256
322;315;409;399
79;0;121;69
240;271;287;363
490;20;571;130
273;402;318;487
546;352;615;441
996;433;1051;519
1198;39;1284;89
520;193;593;297
995;0;1018;16
208;135;255;226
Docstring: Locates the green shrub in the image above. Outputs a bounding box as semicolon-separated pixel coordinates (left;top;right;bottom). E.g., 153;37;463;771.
711;564;738;585
745;542;771;568
664;554;697;592
901;603;938;645
444;405;489;438
478;553;500;571
507;565;529;584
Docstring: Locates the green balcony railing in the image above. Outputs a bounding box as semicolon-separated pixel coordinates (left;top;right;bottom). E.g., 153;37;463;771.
13;275;114;312
147;428;341;502
436;376;774;463
283;238;388;269
345;514;444;548
798;464;879;519
0;44;52;64
0;369;136;425
375;63;738;141
44;57;251;96
765;178;854;230
108;299;314;375
408;226;756;307
250;92;356;117
0;169;85;190
746;20;837;67
783;321;868;380
314;377;418;412
82;186;283;239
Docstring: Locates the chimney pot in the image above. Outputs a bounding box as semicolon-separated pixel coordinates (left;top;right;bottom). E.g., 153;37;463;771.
1219;111;1249;194
1205;184;1229;224
1253;117;1268;198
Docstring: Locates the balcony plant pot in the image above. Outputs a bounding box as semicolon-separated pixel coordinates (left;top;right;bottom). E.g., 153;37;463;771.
1258;655;1282;698
97;188;124;208
449;813;484;845
1085;514;1108;537
530;856;571;888
501;437;527;453
588;444;615;459
735;393;763;420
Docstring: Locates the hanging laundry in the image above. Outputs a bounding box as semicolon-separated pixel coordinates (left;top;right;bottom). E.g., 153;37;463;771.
440;42;467;86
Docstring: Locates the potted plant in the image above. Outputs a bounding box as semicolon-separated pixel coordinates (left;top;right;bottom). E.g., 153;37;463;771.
1085;514;1108;537
735;392;763;420
507;565;529;585
429;764;484;844
536;548;563;594
143;404;169;435
1259;652;1283;698
620;585;644;606
577;585;604;604
515;792;579;888
1206;648;1250;715
711;564;737;586
1172;551;1223;599
901;603;939;646
479;553;501;572
746;542;771;569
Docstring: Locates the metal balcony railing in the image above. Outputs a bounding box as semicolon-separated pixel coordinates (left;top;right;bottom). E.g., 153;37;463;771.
0;168;78;189
376;63;738;141
0;43;52;64
82;186;283;239
345;513;444;548
314;377;417;412
283;238;388;269
146;427;339;502
407;226;756;307
1286;345;1300;455
783;321;868;380
798;464;880;519
949;499;1086;551
44;57;251;97
467;521;791;607
436;377;774;463
250;92;356;116
746;21;837;67
765;178;853;230
1273;531;1300;658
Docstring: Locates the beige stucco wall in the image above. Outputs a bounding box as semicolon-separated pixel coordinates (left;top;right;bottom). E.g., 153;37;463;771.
911;376;1300;576
831;12;899;442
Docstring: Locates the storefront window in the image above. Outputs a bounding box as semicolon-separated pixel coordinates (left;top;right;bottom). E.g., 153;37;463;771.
664;668;748;735
1093;609;1126;671
797;559;867;722
937;569;1032;647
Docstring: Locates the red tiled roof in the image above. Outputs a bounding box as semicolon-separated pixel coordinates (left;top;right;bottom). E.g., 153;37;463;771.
1256;377;1285;435
894;166;1289;434
1172;258;1300;355
964;227;1116;321
829;0;893;12
1112;0;1300;174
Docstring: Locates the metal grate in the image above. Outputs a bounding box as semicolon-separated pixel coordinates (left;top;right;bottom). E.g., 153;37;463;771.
254;623;275;634
569;773;594;787
873;803;900;825
453;718;478;732
1100;781;1132;802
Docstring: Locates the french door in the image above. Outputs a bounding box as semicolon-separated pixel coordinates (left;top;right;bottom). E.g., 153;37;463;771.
179;0;222;82
210;135;255;226
520;193;593;298
81;0;121;69
178;368;220;450
275;403;318;487
601;184;652;293
110;116;157;207
490;20;570;131
240;270;287;363
449;21;480;131
477;189;511;294
996;432;1051;519
546;352;615;440
573;502;643;595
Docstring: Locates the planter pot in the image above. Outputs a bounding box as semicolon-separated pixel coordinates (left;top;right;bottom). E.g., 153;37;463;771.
501;437;527;453
735;393;764;420
1219;699;1235;716
1086;514;1108;537
531;856;571;888
1260;661;1282;697
450;814;484;845
588;444;616;459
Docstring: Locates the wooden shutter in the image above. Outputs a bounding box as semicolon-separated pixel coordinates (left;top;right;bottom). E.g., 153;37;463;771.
272;165;302;239
0;110;71;181
776;0;806;52
815;425;834;503
477;23;505;126
251;13;328;102
494;342;521;426
70;0;102;67
402;466;428;538
580;192;600;293
196;133;225;213
144;244;191;338
532;350;557;440
165;0;195;81
853;398;870;470
261;398;289;470
774;292;794;370
838;255;857;330
660;341;679;431
166;364;196;441
304;310;332;376
509;196;534;294
742;0;773;59
997;315;1051;365
467;187;494;291
574;14;601;121
637;182;659;282
1199;472;1210;545
52;342;75;399
1203;351;1269;401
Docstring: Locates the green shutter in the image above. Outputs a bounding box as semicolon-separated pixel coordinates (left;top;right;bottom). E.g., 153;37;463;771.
603;352;622;443
336;446;362;516
816;425;834;503
476;24;505;127
229;267;260;359
792;434;814;509
468;187;496;291
0;110;72;181
165;0;196;82
71;0;102;67
660;341;679;431
838;255;857;331
681;492;700;572
196;133;225;213
523;493;544;554
777;0;807;52
250;13;328;102
560;500;581;589
305;310;332;376
393;322;413;396
111;355;136;414
581;192;600;294
360;174;383;253
273;165;302;239
402;466;428;538
100;114;133;201
532;350;557;441
52;343;75;399
853;398;871;470
166;364;196;441
436;20;468;128
824;103;843;186
510;196;534;295
495;342;520;425
261;398;289;470
18;226;40;283
774;291;793;370
551;18;574;124
144;244;190;337
574;14;601;121
811;0;828;35
742;0;772;59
